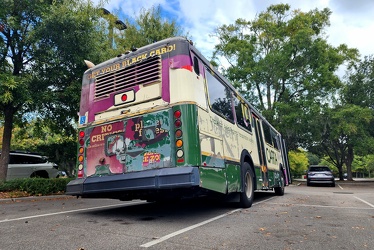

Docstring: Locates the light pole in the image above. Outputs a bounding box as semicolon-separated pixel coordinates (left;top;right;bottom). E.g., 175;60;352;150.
100;8;127;48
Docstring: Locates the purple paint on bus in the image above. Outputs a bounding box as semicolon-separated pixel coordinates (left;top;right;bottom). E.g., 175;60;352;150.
80;53;193;123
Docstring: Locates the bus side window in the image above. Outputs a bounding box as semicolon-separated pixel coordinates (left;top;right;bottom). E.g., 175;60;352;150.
206;69;234;122
262;122;273;146
234;95;251;131
242;104;252;131
272;130;280;150
193;56;200;75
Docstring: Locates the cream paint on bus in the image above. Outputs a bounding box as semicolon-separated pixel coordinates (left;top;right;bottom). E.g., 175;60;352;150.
263;143;282;171
169;62;261;166
198;111;225;167
94;83;163;121
169;65;207;109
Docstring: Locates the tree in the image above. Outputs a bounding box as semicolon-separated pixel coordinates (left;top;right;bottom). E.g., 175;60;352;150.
212;4;358;150
0;0;52;181
0;0;110;181
118;5;185;51
307;152;320;166
288;149;309;178
0;1;185;181
344;55;374;110
352;155;374;178
311;105;373;180
336;55;374;180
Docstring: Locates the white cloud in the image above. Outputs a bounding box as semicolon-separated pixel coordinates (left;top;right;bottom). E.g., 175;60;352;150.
97;0;374;59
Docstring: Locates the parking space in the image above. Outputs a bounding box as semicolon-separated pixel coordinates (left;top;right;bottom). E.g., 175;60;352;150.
0;181;373;249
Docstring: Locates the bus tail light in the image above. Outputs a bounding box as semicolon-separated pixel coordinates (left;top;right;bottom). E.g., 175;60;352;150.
175;129;182;137
174;119;182;127
77;164;84;178
176;139;183;148
174;110;181;119
121;94;128;102
174;110;184;163
77;130;85;178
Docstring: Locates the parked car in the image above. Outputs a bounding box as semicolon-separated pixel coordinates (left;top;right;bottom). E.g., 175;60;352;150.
306;165;335;187
2;151;59;180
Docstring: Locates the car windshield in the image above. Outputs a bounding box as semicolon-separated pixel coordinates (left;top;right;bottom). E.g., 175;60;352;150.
310;167;330;172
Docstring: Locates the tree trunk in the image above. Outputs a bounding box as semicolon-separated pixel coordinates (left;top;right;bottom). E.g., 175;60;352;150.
0;105;15;181
345;145;354;181
336;164;344;181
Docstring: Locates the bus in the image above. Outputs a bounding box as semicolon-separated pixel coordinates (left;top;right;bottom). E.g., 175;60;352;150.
66;36;291;208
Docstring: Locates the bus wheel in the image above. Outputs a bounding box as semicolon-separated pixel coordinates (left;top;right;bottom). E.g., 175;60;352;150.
274;171;285;196
239;163;254;208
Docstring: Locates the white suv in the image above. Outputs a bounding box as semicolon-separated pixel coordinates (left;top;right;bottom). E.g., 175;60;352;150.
4;151;59;180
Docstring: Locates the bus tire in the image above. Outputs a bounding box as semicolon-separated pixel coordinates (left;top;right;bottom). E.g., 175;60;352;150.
274;171;285;196
239;163;254;208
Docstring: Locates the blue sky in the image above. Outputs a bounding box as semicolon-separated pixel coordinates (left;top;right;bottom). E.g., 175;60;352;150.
95;0;374;63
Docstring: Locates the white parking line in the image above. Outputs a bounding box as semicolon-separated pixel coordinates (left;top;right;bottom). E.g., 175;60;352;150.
338;184;344;190
354;196;374;208
140;197;276;248
268;202;374;210
140;208;241;248
0;202;143;223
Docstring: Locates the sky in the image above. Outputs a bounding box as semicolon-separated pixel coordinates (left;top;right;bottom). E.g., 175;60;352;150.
96;0;374;63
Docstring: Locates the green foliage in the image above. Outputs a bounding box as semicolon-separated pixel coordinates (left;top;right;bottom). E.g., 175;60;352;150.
0;74;23;105
212;3;359;150
352;155;374;176
0;1;186;181
0;178;73;196
344;55;374;110
1;0;106;180
10;120;76;175
310;104;373;179
288;149;309;177
307;152;320;165
29;0;111;137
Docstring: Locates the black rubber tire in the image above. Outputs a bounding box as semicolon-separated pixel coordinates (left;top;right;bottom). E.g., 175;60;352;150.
274;171;285;196
239;163;255;208
30;171;49;178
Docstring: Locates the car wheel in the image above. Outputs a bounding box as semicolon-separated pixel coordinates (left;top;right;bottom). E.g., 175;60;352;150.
239;163;255;208
31;170;49;178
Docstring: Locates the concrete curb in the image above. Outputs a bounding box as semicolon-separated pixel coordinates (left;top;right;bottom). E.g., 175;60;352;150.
0;194;73;203
294;178;374;182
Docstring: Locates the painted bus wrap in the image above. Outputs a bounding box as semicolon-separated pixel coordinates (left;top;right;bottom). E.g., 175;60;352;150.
67;37;291;207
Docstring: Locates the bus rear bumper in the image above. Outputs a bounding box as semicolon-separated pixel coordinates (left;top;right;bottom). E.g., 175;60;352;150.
66;166;201;199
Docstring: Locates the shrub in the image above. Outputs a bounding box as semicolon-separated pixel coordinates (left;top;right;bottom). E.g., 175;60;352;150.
0;178;73;196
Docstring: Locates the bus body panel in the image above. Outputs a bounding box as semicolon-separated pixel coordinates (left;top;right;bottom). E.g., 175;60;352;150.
66;166;201;199
173;104;201;166
169;59;208;110
199;167;227;194
82;109;172;178
226;163;241;193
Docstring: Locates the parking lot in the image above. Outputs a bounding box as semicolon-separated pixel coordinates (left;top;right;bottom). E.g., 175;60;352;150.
0;181;373;249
